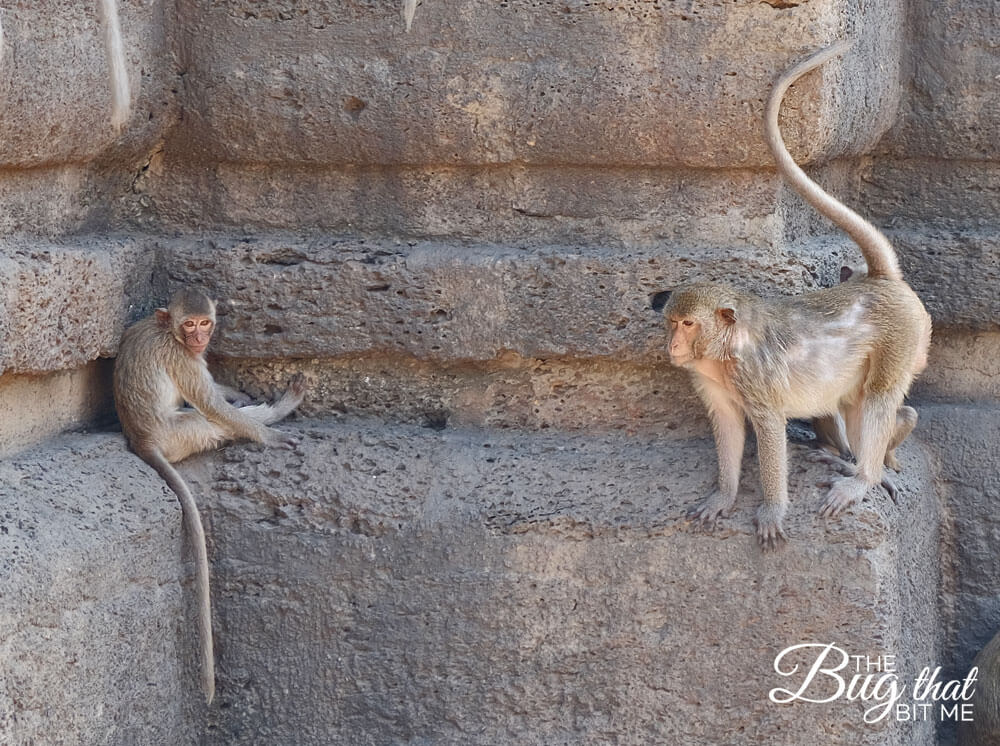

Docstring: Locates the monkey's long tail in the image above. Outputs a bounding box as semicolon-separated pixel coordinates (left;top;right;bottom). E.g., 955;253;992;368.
765;41;902;282
145;449;216;704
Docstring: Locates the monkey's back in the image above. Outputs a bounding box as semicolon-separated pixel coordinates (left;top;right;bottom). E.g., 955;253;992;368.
733;277;930;415
113;317;187;451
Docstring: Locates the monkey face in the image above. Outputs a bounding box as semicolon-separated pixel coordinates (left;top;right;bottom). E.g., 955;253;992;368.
667;315;702;366
179;315;215;356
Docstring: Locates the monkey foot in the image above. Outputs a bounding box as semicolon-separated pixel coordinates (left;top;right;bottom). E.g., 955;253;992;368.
820;477;867;518
287;372;308;397
267;430;301;450
754;505;787;552
881;475;900;504
686;491;735;528
810;451;899;503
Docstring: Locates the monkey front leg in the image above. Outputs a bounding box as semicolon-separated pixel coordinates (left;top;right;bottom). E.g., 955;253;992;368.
688;400;745;526
750;412;789;551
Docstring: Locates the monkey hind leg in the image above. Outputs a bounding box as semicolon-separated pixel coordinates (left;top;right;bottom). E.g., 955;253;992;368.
821;392;899;517
161;411;230;463
812;413;851;460
884;406;918;472
239;373;306;425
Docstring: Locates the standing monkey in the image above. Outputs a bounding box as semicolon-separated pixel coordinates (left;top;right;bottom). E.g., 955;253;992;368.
114;289;306;702
663;42;932;549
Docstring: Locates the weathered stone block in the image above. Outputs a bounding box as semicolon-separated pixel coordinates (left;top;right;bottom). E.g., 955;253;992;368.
912;330;1000;403
180;419;939;746
917;404;1000;682
889;229;1000;330
220;353;706;435
879;0;1000;162
0;434;202;745
0;0;174;168
159;233;856;364
173;0;902;168
0;237;154;376
137;163;797;244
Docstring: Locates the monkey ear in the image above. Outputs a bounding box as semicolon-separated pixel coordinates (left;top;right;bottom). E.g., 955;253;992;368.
717;307;737;325
154;308;171;326
649;290;672;313
840;265;854;283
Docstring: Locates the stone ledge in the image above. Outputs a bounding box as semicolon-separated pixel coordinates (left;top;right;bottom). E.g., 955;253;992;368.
218;353;705;435
2;224;987;380
179;418;940;746
0;434;202;745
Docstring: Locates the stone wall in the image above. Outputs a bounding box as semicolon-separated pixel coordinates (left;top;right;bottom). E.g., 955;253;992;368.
2;0;999;743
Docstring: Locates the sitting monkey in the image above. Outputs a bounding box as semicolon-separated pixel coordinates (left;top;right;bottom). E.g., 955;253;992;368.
113;288;306;702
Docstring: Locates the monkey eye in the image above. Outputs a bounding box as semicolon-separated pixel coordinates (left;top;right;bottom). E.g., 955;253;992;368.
183;320;196;329
683;320;694;327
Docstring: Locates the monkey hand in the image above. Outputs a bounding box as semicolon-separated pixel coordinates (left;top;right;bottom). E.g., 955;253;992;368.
754;504;787;552
264;428;301;450
686;490;736;527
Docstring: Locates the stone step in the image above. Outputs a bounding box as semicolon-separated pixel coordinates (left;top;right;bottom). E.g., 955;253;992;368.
1;419;941;744
184;418;939;745
3;226;996;377
156;231;866;363
3;230;995;446
0;229;857;377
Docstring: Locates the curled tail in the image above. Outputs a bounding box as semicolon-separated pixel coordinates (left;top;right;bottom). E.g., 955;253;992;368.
143;449;216;704
765;41;902;281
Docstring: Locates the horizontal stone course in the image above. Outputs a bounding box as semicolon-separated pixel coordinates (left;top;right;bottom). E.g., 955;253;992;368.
160;232;857;363
174;0;901;168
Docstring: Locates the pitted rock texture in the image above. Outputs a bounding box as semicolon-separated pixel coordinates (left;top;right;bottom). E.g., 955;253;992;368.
178;419;939;746
0;434;202;746
918;405;1000;676
135;164;806;245
0;1;174;169
171;0;901;169
219;352;706;434
0;236;155;376
159;233;858;363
